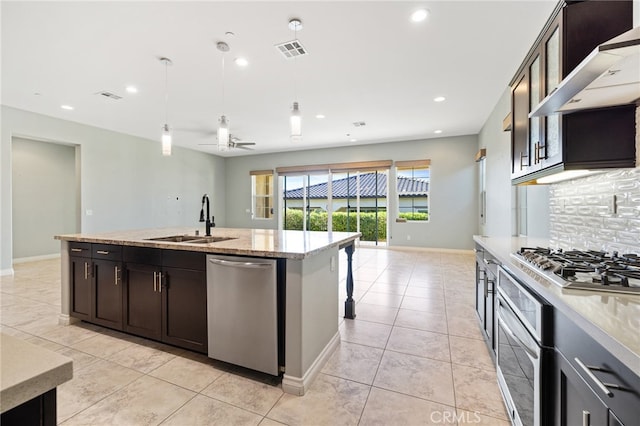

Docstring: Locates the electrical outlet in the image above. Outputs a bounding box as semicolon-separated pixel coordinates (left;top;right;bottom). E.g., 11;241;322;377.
85;209;93;216
330;256;336;272
407;235;411;241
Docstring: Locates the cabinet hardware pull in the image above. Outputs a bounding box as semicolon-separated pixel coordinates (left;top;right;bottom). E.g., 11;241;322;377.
534;142;540;164
484;258;500;265
96;250;110;255
519;151;528;170
538;141;546;161
484;276;489;298
114;266;120;285
71;248;82;252
84;262;89;280
208;258;274;269
158;273;162;292
582;410;590;426
574;357;614;397
153;272;157;292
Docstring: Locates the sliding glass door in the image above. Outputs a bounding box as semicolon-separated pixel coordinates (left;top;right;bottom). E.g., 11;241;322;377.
281;174;329;232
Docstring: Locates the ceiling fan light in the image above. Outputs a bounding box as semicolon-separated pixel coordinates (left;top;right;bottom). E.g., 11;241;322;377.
218;115;229;151
161;124;172;156
290;102;302;141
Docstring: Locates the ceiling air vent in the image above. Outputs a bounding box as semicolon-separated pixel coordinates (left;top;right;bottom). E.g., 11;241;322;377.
95;91;122;100
275;39;308;59
353;121;366;127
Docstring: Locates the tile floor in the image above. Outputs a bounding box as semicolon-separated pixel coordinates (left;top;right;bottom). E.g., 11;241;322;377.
0;247;509;425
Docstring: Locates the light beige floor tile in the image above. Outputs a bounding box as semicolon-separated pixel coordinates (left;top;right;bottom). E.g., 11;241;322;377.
149;355;224;392
71;332;134;358
106;343;176;373
447;315;485;341
452;364;509;421
359;291;403;308
400;296;446;315
369;282;407;295
201;372;283;416
24;334;67;352
57;359;143;423
162;394;262;426
449;335;495;371
63;375;195;426
321;341;383;384
259;417;287;426
404;285;445;299
359;387;457;426
373;350;455;406
55;347;100;371
456;409;511;425
38;323;99;346
340;319;392;349
267;373;370;426
386;326;450;362
445;301;478;320
351;302;398;325
394;309;448;334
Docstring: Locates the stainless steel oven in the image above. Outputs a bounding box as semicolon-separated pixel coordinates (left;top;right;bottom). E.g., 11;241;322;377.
496;266;553;426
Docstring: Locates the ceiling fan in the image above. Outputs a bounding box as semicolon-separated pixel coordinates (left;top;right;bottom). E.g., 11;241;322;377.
198;134;256;150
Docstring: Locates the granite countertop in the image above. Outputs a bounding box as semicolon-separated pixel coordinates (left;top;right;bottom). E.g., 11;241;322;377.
55;227;361;260
473;235;640;377
1;333;73;413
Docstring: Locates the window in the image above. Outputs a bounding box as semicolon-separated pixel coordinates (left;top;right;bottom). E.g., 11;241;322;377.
251;170;274;219
396;160;430;222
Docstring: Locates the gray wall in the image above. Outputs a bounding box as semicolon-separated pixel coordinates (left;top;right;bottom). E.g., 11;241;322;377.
225;135;479;250
1;106;226;272
12;138;78;259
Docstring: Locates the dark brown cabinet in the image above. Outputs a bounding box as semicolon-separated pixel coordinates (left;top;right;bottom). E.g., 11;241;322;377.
510;0;635;184
90;245;123;330
554;311;640;426
122;247;207;353
474;244;498;356
69;242;91;321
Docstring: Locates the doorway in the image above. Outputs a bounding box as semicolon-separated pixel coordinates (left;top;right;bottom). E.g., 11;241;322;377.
11;137;80;260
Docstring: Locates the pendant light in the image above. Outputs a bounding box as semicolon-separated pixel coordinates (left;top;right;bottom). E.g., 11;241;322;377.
217;41;230;152
159;57;172;156
289;18;303;143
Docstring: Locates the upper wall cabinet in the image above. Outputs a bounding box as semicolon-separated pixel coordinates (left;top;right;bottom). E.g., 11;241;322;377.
510;0;635;185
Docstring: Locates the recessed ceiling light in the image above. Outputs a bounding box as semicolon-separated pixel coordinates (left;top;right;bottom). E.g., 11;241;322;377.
411;9;429;23
434;129;443;134
126;86;138;94
234;57;249;67
350;138;358;142
433;96;446;102
61;105;74;110
316;114;325;119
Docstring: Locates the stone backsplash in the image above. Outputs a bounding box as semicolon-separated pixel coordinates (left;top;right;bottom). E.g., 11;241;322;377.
549;168;640;253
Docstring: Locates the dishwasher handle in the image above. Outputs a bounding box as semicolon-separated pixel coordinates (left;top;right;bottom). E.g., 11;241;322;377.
209;258;273;269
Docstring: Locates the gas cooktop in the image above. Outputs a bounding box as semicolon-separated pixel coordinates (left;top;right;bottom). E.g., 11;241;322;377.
511;247;640;295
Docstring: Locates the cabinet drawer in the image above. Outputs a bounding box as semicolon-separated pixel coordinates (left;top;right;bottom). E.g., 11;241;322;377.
124;246;162;265
555;311;640;425
92;244;122;261
163;250;205;271
69;242;91;258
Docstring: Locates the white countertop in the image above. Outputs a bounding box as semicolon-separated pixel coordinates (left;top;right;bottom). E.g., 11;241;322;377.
474;235;640;377
55;227;361;260
1;333;73;413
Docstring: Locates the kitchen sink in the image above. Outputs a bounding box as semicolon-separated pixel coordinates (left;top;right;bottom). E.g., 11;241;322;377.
146;235;236;244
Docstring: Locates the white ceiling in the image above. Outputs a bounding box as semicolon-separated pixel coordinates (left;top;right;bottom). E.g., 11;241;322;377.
1;1;557;157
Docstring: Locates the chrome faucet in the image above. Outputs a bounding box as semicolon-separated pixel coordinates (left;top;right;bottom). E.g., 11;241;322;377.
199;194;215;236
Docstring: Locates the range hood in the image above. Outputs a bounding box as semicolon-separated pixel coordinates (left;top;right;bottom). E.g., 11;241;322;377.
530;26;640;117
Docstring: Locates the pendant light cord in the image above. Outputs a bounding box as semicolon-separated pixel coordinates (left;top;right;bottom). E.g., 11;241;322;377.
164;59;169;125
221;54;226;114
293;25;298;102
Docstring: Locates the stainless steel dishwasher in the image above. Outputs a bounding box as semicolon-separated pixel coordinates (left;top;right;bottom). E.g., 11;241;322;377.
206;254;278;375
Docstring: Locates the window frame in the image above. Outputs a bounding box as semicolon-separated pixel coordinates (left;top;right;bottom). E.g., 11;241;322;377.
395;160;430;222
251;170;274;220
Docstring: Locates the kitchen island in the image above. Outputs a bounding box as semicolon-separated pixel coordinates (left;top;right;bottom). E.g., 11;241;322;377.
55;227;360;395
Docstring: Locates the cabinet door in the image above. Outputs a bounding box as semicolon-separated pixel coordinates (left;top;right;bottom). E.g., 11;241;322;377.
161;267;207;353
511;71;529;178
528;52;543;172
541;22;562;168
556;350;609;426
92;259;123;330
70;256;91;320
484;269;496;352
475;259;485;325
123;263;162;340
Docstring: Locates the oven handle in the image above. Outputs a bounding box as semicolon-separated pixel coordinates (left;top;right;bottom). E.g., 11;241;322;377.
497;300;539;361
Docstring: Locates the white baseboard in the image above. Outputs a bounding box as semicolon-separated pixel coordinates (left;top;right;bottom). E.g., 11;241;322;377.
282;331;340;396
0;268;15;276
13;253;61;264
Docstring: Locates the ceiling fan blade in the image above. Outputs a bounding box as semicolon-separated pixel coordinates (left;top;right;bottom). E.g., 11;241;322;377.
236;145;254;150
234;142;256;146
